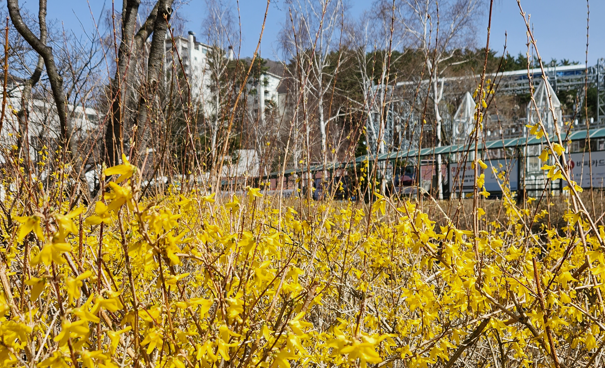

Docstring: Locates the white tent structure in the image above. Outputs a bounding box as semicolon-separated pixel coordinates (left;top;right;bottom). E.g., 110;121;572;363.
526;78;562;138
452;92;476;145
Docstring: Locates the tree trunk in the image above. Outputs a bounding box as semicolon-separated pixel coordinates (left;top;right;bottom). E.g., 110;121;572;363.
319;89;327;184
135;0;173;156
212;90;219;165
105;0;138;165
8;0;69;151
16;56;44;167
105;0;159;166
8;0;91;199
16;0;46;165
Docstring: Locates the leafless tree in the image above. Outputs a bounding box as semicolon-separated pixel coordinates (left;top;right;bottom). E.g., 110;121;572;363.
201;0;238;51
134;0;174;154
281;0;349;183
397;0;482;199
10;3;46;163
6;0;94;198
7;0;65;150
104;0;174;167
0;3;101;158
201;0;239;167
352;1;407;193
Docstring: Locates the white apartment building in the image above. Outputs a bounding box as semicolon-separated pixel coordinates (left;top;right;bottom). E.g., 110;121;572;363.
248;70;282;118
164;31;285;119
164;31;212;108
0;75;99;153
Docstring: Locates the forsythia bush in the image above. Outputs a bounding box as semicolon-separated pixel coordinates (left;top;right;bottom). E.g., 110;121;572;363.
1;155;604;368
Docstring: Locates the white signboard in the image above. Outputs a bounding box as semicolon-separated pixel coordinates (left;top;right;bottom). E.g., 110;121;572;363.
450;159;518;193
569;151;605;188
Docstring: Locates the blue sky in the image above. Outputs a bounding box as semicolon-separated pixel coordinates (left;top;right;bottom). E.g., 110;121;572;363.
17;0;605;65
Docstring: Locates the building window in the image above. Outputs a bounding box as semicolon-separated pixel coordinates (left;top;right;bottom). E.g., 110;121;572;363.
527;157;541;173
571;140;586;153
526;145;541;157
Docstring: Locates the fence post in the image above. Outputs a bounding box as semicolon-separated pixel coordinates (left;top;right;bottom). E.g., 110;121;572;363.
447;154;451;200
517;146;524;203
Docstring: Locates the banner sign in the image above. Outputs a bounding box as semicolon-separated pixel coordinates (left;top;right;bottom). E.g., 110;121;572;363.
568;151;605;188
450;159;518;193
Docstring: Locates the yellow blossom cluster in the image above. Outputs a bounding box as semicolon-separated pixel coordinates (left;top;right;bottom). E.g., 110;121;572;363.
0;154;604;367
